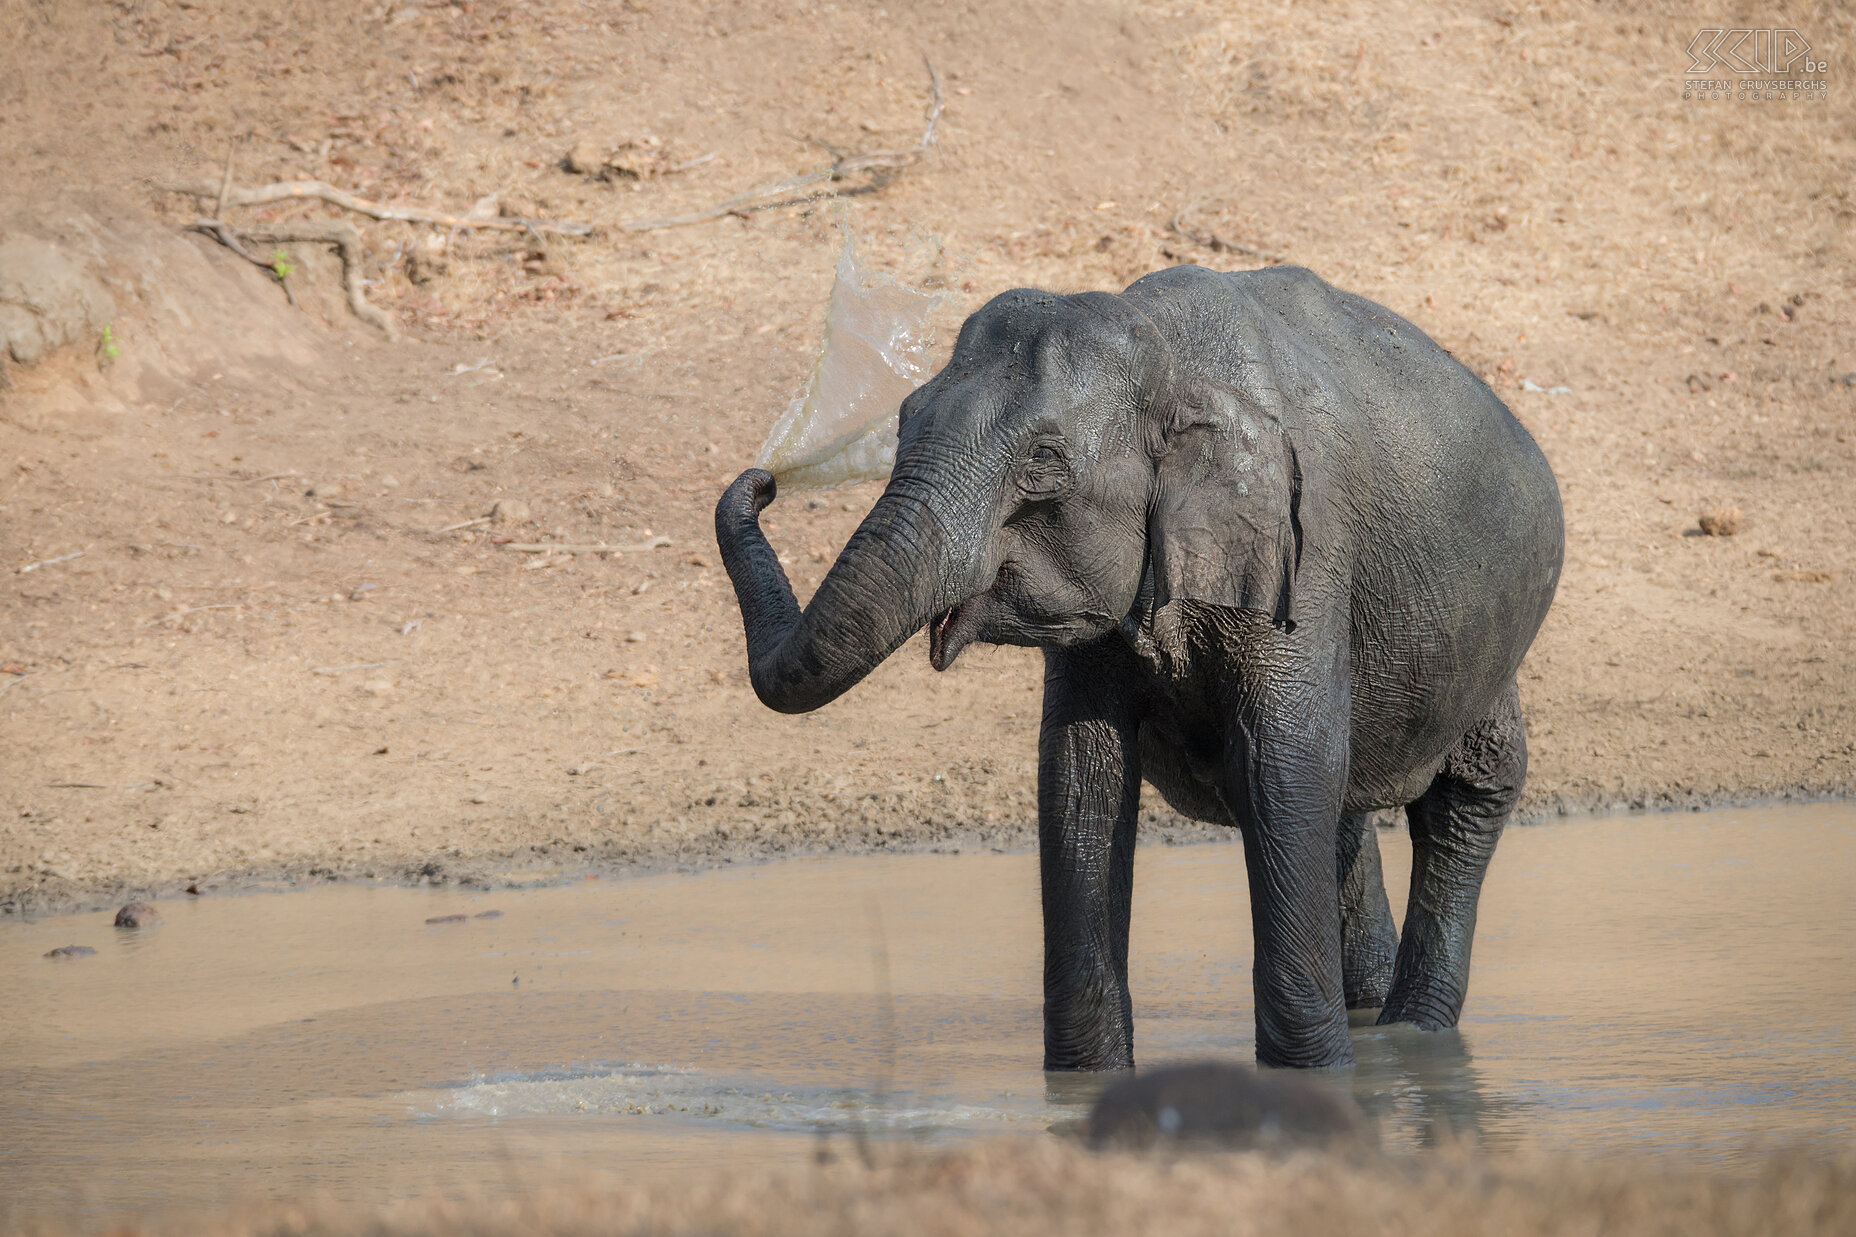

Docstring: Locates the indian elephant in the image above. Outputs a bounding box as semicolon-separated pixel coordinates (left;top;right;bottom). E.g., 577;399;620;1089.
715;264;1563;1069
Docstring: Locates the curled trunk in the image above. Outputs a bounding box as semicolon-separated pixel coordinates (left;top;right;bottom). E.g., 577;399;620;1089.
714;469;948;714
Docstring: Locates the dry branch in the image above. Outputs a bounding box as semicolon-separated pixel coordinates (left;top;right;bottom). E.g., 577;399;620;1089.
504;536;672;553
617;57;945;233
1169;203;1286;265
164;179;592;236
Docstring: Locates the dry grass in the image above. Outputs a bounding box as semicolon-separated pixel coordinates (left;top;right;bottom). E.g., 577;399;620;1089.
22;1139;1853;1237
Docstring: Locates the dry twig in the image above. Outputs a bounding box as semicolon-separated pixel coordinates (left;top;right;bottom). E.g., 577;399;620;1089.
164;179;591;235
504;536;671;553
214;141;238;220
18;551;83;573
1168;202;1286;265
618;58;945;233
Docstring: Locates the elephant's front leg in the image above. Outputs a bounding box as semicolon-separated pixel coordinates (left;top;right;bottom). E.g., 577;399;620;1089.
1227;627;1356;1068
1038;643;1143;1072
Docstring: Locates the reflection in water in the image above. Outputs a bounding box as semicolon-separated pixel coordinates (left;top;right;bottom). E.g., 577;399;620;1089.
1043;1068;1120;1112
1351;1023;1518;1149
1;802;1851;1224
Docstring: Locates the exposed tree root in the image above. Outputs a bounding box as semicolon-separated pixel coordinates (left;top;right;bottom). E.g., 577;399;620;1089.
163;179;592;236
190;219;398;339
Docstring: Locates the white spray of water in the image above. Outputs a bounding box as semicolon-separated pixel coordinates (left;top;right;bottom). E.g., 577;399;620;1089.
754;239;950;492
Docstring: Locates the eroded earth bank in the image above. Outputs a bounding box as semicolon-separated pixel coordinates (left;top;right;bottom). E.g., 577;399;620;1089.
2;0;1852;914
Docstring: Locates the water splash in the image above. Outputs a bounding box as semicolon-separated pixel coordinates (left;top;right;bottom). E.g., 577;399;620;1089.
754;236;951;492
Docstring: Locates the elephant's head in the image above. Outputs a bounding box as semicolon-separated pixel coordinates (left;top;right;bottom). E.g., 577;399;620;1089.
715;276;1305;714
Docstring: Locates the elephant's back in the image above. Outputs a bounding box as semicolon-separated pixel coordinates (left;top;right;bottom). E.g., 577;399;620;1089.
1126;264;1564;600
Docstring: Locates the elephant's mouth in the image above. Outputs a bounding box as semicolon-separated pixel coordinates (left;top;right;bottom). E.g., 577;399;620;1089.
929;567;1008;673
928;598;982;672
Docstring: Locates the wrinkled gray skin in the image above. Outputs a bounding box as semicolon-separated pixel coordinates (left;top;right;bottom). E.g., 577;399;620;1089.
716;265;1563;1069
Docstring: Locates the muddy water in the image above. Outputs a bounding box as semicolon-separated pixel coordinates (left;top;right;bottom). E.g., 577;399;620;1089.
2;803;1851;1223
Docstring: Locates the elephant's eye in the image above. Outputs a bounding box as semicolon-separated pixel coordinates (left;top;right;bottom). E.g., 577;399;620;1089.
1020;443;1071;498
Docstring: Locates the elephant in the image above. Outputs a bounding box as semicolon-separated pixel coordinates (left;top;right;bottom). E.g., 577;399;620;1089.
715;263;1564;1070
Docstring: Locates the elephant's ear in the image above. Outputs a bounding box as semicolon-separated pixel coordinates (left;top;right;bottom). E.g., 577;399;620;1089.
1147;382;1305;630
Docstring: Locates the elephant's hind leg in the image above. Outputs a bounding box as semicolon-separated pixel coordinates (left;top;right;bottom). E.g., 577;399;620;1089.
1378;681;1526;1030
1338;812;1398;1010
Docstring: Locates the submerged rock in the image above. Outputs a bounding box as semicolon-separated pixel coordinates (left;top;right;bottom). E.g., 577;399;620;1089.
1087;1061;1370;1151
44;944;97;959
114;901;162;928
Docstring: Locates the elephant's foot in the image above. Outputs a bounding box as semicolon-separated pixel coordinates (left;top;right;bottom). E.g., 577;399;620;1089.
1043;984;1135;1072
1043;1014;1135;1072
1374;985;1463;1032
1255;1005;1357;1069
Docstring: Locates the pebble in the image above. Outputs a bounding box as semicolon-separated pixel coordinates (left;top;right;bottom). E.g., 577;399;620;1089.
425;913;469;925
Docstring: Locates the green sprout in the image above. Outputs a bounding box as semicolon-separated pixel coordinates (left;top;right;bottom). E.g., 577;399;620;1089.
96;322;121;367
270;248;297;281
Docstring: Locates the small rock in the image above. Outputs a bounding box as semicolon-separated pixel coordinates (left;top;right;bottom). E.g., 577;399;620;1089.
490;498;531;526
563;140;605;177
361;679;394;696
1087;1061;1370;1151
425;913;468;925
473;909;503;919
1698;506;1741;536
45;944;97;959
114;901;161;928
306;480;346;500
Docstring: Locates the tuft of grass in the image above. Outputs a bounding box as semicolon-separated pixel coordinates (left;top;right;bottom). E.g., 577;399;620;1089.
95;322;121;368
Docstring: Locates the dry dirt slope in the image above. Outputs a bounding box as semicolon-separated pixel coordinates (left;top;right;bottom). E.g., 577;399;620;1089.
0;0;1852;909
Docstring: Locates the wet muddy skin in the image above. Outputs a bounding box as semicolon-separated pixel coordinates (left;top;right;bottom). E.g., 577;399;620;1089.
1;803;1850;1223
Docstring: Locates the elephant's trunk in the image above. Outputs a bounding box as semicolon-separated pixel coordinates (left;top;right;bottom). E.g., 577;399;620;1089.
715;469;949;714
